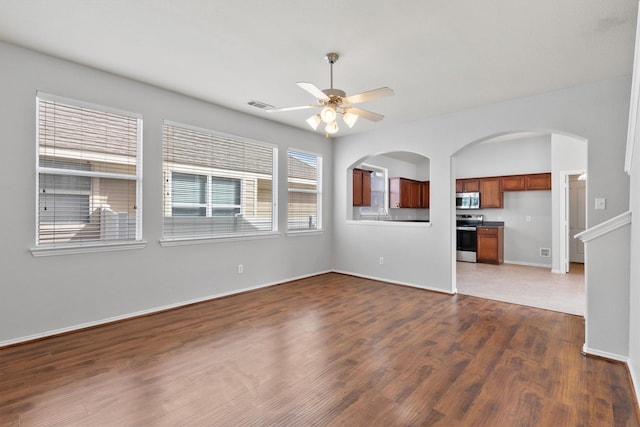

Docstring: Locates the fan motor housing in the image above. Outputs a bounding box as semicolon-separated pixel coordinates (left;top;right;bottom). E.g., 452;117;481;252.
323;88;346;103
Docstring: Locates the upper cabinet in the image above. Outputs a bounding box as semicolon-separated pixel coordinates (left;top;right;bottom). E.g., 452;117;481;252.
501;173;551;191
352;168;372;207
390;177;429;208
500;175;526;191
420;181;430;209
525;173;551;190
479;177;502;208
456;172;551;209
456;178;479;193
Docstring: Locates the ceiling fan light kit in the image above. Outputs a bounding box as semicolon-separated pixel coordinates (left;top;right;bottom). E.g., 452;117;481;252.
320;106;337;123
306;114;322;131
267;52;394;136
342;109;359;128
325;121;339;135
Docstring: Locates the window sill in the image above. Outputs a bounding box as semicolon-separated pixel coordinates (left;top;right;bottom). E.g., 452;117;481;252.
160;232;281;247
30;240;147;257
286;229;324;237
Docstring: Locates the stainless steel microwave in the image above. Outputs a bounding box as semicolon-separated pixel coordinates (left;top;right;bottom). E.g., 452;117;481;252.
456;192;480;209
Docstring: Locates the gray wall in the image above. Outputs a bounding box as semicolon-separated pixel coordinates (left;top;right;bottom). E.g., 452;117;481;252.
333;76;631;359
0;42;334;344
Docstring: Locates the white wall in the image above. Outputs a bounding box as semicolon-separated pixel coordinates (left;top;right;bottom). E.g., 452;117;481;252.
456;134;551;178
550;134;588;272
333;76;631;359
0;42;333;345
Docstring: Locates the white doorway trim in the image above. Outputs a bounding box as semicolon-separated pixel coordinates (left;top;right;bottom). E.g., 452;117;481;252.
557;169;586;273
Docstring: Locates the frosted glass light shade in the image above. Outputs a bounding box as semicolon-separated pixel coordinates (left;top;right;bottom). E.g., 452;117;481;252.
320;106;337;123
306;114;321;130
342;111;359;128
325;121;339;134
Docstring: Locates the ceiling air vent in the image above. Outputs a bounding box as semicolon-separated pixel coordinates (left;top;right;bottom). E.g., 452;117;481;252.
248;100;274;110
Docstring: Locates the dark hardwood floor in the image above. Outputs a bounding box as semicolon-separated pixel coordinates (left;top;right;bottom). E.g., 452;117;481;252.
1;273;638;426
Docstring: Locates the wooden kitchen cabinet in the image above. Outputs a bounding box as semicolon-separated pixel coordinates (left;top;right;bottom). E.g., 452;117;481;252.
477;226;504;264
526;173;551;190
456;178;479;193
500;175;526;191
420;181;430;208
390;177;425;208
352;168;371;207
501;173;551;191
479;177;502;208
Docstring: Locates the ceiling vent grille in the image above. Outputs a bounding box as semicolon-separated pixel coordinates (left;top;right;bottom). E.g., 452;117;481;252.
248;100;274;110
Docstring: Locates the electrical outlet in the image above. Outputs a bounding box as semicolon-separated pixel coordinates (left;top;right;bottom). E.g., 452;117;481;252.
238;264;244;274
379;257;384;265
595;197;606;210
525;215;532;222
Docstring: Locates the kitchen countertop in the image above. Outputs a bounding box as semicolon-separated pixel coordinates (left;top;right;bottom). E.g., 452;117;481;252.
480;221;504;227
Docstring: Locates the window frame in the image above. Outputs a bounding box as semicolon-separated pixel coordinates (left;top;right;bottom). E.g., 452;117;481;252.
287;149;323;233
357;163;389;217
170;173;242;217
161;120;279;245
31;92;145;256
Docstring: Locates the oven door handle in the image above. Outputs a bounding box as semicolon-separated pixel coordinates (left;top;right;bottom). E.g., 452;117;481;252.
456;226;477;231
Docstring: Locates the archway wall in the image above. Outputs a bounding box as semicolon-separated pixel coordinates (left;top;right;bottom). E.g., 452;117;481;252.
333;76;631;358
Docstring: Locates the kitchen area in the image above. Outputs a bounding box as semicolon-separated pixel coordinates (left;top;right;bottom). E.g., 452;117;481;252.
350;151;431;224
455;173;551;265
345;133;584;315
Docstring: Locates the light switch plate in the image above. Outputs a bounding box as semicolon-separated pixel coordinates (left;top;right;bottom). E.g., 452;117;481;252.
595;197;606;210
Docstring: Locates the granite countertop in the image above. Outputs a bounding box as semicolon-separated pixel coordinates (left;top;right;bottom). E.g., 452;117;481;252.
480;221;505;227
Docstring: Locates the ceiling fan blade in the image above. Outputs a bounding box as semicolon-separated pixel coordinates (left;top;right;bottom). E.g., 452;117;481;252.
348;107;384;122
266;105;318;112
343;87;394;105
297;82;330;101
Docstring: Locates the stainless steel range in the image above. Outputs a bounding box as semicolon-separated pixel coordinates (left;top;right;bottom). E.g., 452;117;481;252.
456;214;483;263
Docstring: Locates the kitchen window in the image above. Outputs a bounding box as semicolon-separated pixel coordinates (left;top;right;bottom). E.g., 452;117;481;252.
358;164;388;217
287;150;322;232
34;93;142;249
163;121;277;241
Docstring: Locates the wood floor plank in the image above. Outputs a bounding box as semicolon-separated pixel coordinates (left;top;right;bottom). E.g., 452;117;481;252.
0;273;638;426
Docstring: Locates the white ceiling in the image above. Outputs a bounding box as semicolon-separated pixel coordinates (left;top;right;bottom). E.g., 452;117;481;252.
0;0;637;137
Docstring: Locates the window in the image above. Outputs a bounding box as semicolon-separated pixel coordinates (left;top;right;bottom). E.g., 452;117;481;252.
359;164;388;216
288;150;322;231
163;122;277;240
36;93;142;246
170;173;241;217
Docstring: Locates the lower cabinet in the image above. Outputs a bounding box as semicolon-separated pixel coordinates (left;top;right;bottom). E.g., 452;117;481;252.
477;226;504;264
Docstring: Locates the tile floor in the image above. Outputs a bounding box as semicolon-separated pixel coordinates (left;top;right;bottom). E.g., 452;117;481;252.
456;261;585;316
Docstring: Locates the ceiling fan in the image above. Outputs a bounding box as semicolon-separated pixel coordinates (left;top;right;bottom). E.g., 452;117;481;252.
266;52;394;135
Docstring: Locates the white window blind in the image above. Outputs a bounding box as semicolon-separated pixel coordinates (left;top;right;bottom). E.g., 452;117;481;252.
288;150;322;231
36;93;142;246
163;122;277;240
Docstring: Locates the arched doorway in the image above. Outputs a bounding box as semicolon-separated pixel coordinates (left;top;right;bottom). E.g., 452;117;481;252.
452;131;587;315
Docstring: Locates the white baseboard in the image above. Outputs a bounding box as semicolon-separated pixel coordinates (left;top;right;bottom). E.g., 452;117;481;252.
504;260;553;269
332;269;454;295
0;269;332;348
582;343;628;363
